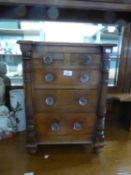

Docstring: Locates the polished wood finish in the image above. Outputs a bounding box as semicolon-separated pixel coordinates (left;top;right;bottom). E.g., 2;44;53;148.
32;54;100;69
18;41;113;153
34;89;98;113
33;69;100;89
36;113;97;143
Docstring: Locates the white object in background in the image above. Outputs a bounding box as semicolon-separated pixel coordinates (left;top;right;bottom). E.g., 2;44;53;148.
0;105;13;132
0;117;9;131
9;89;26;132
44;154;50;159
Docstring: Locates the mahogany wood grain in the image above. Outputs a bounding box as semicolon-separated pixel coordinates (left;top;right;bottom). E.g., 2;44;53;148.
35;113;97;143
33;89;98;113
33;68;100;89
32;43;101;54
32;53;101;70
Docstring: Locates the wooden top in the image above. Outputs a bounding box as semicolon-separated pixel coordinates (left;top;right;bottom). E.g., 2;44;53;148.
108;93;131;102
17;41;116;48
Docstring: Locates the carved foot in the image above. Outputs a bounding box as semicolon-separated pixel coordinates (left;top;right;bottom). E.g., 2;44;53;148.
93;116;105;154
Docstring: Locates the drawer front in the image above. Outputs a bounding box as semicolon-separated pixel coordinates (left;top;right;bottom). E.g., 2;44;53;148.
33;89;98;113
70;53;100;68
32;53;101;69
35;113;97;142
33;69;100;89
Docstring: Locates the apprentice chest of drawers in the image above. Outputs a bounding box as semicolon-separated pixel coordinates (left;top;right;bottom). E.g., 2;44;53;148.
18;41;114;153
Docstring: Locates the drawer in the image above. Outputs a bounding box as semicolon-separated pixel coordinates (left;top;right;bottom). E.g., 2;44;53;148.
33;68;100;89
70;53;100;68
32;53;65;68
32;53;100;69
33;89;98;113
35;113;97;143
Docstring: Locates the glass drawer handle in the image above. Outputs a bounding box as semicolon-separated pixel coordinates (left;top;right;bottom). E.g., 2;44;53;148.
45;96;55;105
51;122;60;131
80;74;90;83
73;122;81;131
45;73;54;82
43;56;53;65
79;97;88;106
83;55;92;64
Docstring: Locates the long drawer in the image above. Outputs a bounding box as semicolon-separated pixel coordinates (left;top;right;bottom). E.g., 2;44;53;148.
35;113;97;143
33;68;100;89
33;89;99;113
32;53;101;69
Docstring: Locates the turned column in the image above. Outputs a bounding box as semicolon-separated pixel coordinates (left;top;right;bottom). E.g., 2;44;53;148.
18;41;37;153
93;46;112;153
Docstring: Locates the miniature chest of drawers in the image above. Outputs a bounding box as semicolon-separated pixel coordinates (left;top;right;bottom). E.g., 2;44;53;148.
18;41;113;153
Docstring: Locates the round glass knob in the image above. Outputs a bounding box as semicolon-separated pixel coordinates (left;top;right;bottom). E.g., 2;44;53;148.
45;96;55;106
83;55;92;65
51;122;60;131
80;74;90;83
73;122;81;131
45;73;54;82
79;97;88;106
43;56;53;65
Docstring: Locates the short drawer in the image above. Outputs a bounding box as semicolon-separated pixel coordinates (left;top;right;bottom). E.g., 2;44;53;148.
32;53;101;69
33;68;100;89
70;53;101;68
35;113;97;143
33;89;98;113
